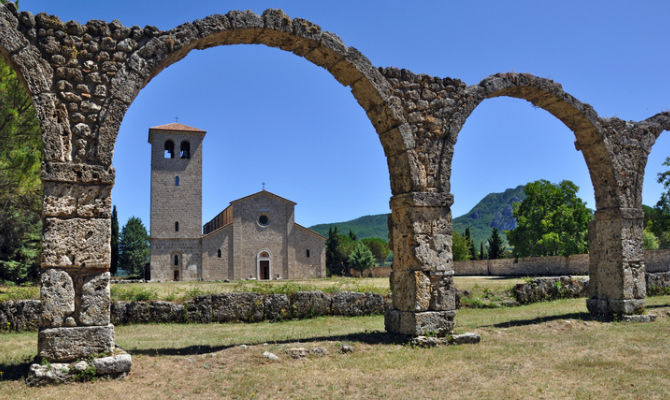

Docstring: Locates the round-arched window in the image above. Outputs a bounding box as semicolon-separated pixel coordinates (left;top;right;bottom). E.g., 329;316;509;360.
258;214;269;226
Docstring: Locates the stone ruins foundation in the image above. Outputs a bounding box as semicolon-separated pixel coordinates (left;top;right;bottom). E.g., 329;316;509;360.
0;3;667;381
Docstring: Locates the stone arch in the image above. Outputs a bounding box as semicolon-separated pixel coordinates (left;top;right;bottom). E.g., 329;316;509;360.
96;8;416;194
453;73;619;210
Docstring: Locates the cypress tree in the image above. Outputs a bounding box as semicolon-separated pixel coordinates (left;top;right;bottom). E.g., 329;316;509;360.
464;227;476;259
480;242;486;260
488;228;504;260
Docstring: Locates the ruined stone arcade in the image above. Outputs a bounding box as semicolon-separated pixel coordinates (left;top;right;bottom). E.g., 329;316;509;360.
0;3;668;379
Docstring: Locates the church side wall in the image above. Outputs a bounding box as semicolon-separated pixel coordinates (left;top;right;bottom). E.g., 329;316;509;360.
201;225;233;280
291;228;326;279
149;238;202;281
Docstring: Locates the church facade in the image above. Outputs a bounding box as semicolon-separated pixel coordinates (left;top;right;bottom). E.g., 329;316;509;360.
148;123;326;281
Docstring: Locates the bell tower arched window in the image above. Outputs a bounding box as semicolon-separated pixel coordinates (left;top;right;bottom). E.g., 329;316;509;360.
164;140;174;158
175;221;179;232
180;140;190;159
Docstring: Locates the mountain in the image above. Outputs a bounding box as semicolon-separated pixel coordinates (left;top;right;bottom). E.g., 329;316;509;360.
309;186;526;244
452;185;526;246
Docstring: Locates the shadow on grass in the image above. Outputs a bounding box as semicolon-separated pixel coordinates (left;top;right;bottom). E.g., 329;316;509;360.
481;311;595;328
0;359;33;381
127;330;408;357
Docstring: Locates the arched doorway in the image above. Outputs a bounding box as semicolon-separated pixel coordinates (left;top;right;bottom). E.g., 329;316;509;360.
257;250;272;280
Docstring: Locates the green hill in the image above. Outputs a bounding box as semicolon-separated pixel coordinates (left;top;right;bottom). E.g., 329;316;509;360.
309;186;527;244
452;185;526;246
309;214;390;240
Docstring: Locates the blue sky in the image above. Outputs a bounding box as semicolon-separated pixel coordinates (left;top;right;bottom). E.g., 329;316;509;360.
21;1;670;231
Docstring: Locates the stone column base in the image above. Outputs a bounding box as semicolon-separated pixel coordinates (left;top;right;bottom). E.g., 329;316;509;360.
384;309;455;336
38;324;114;362
586;298;646;318
26;350;131;386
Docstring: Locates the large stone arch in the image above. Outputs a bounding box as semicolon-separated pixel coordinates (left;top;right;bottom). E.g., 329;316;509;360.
95;9;415;191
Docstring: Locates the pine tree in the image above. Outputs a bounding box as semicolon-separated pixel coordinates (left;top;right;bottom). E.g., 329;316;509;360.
348;229;358;241
464;227;476;259
488;228;504;260
118;217;150;277
110;205;119;276
348;241;375;275
326;226;346;276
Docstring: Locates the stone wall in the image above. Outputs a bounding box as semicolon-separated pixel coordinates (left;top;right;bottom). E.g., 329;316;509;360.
0;291;389;332
453;250;670;276
513;272;670;305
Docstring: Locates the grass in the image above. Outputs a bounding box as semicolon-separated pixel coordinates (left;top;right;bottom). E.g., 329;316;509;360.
2;276;530;303
1;295;668;399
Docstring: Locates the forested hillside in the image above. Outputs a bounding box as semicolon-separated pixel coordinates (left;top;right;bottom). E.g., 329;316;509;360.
310;186;527;245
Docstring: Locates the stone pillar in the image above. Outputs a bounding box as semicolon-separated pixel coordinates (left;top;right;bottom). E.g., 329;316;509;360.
384;192;456;336
586;208;646;317
38;165;117;362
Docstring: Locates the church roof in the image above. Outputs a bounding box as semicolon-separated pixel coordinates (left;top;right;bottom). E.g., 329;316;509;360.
149;122;206;133
148;122;206;142
230;190;297;206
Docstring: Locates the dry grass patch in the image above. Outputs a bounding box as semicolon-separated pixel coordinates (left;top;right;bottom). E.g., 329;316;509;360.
1;296;669;399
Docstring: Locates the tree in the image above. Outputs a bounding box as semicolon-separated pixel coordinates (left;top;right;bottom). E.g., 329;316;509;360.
348;229;358;241
464;227;476;260
118;217;150;277
648;157;670;248
348;241;375;275
452;231;471;261
361;237;390;265
506;180;592;257
0;57;41;283
479;242;486;260
326;226;347;276
487;228;504;259
643;227;659;250
110;205;119;276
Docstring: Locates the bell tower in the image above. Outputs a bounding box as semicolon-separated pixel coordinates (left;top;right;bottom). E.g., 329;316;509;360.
148;122;206;281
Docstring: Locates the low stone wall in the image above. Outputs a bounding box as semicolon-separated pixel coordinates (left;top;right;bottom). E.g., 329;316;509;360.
646;271;670;295
513;276;589;305
0;291;389;332
350;266;392;278
513;272;670;304
454;249;670;276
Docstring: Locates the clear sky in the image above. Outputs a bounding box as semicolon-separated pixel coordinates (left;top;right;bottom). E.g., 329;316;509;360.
21;1;670;231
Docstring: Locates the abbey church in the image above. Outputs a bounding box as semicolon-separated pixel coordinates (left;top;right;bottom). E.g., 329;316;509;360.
148;122;326;281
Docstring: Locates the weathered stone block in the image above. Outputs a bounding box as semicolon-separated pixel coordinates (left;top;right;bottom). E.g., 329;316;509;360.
264;294;290;321
186;295;213;322
390;270;431;312
429;272;455;311
210;293;264;322
38;325;114;361
41;218;110;268
125;301;151;324
384;309;455;336
43;182;112;218
289;291;331;318
25;363;72;386
331;292;385;316
91;353;132;375
110;301;128;325
150;300;185;323
40;268;74;327
80;271;110;325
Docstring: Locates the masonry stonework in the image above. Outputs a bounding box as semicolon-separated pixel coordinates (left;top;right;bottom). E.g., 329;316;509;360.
0;2;665;380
